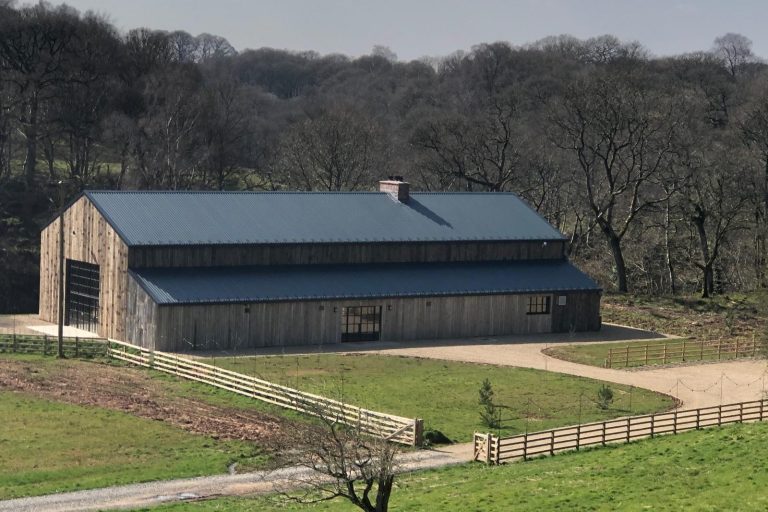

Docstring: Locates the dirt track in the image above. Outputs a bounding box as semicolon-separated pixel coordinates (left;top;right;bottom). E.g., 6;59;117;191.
0;357;287;443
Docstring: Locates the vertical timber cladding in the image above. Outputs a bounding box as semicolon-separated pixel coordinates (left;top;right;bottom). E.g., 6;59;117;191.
149;294;557;351
39;196;129;339
128;239;567;268
550;291;602;332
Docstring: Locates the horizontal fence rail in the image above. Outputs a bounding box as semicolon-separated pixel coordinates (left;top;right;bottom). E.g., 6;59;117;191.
605;338;758;368
475;398;768;465
107;339;423;446
0;333;107;357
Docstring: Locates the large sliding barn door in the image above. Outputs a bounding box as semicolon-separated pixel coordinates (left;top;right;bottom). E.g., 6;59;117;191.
65;260;100;332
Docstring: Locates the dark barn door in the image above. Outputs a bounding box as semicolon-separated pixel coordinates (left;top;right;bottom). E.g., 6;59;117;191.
65;260;100;332
341;306;382;342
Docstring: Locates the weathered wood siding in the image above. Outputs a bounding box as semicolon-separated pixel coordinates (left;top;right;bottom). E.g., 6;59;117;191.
129;240;565;268
146;294;566;352
551;291;602;332
125;275;159;349
39;196;129;339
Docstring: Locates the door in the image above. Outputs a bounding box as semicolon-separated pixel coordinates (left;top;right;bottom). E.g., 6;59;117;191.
341;306;382;342
65;259;100;332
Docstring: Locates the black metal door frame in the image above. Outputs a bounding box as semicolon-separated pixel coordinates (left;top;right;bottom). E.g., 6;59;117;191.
65;259;100;332
341;305;382;342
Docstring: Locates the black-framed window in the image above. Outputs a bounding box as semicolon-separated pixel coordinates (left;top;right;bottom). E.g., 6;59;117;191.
66;259;100;332
341;306;382;342
527;295;551;315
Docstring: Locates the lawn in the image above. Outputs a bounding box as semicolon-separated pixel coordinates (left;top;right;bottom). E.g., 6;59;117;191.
0;390;267;500
208;353;674;441
141;422;768;511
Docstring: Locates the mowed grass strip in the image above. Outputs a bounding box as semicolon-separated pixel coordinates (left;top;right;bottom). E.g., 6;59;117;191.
210;354;674;441
544;337;756;368
142;422;768;512
0;391;264;499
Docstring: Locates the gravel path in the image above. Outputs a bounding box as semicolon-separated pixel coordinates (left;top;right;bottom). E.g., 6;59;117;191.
0;448;465;512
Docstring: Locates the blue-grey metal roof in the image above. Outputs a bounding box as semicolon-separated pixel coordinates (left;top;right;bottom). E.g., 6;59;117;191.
130;260;600;305
84;191;565;246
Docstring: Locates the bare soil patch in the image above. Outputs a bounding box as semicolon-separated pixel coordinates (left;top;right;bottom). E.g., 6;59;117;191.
0;357;288;444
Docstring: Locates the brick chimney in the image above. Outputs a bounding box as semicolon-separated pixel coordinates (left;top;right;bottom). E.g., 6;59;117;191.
379;176;410;203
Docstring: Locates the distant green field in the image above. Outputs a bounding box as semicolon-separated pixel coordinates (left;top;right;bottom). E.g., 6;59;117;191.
208;353;674;441
0;390;266;499
142;422;768;512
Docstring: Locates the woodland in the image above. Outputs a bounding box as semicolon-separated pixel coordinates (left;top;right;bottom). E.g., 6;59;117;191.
0;2;766;312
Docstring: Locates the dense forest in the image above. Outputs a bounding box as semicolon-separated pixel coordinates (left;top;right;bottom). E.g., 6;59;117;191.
0;2;766;313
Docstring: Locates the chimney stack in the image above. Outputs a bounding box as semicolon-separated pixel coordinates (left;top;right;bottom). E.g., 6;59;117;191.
379;176;410;203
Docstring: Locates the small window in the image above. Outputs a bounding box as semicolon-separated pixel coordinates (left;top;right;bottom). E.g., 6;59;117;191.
527;295;551;315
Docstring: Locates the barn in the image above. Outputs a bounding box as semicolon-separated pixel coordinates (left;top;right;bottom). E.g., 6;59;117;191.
39;179;601;351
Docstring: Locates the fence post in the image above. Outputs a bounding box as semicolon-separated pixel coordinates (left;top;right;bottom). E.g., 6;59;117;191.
650;415;655;438
682;340;686;361
627;346;631;367
550;430;555;456
12;332;16;353
607;349;612;368
718;405;722;427
739;403;743;423
413;419;424;447
700;340;704;360
696;409;701;430
44;335;48;356
523;432;528;461
761;399;765;421
75;337;79;358
673;410;677;435
718;339;722;360
753;334;757;357
485;433;492;465
576;424;581;451
626;417;630;443
494;435;500;464
602;422;606;447
735;339;740;359
663;344;668;364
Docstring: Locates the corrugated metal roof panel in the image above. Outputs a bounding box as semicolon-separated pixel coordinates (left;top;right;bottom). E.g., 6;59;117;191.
84;191;565;246
130;260;600;305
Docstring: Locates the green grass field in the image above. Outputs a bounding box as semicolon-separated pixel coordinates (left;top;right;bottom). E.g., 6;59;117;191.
209;354;674;441
141;422;768;512
0;391;267;500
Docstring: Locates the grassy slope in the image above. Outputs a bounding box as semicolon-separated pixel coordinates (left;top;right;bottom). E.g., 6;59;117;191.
211;353;673;441
0;391;266;500
545;292;768;368
146;422;768;512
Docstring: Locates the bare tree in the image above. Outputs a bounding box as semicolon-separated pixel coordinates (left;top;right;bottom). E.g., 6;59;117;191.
269;409;401;512
275;106;387;191
548;71;681;292
712;33;755;79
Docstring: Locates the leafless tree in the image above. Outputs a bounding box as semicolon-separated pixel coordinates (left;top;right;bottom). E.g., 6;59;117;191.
268;407;401;512
548;70;681;292
712;33;756;79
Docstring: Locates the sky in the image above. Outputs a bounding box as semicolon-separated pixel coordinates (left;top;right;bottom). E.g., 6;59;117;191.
52;0;768;61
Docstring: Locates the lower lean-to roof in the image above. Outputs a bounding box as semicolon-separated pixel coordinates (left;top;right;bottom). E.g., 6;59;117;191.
129;260;600;305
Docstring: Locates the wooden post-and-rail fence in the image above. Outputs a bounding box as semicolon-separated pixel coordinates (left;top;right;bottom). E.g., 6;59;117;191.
605;337;758;368
474;398;768;465
107;339;424;446
0;333;107;357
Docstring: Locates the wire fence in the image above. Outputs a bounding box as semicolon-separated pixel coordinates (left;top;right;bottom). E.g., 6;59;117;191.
0;333;107;357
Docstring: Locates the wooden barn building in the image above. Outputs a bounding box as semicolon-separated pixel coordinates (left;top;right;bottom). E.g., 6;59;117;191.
39;179;601;351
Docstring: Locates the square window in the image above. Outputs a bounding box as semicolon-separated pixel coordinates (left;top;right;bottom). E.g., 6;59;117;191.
527;295;551;315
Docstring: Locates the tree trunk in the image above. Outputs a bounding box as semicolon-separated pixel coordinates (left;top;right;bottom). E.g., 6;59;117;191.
693;212;714;298
23;91;40;187
606;229;629;293
374;475;393;512
664;200;677;294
